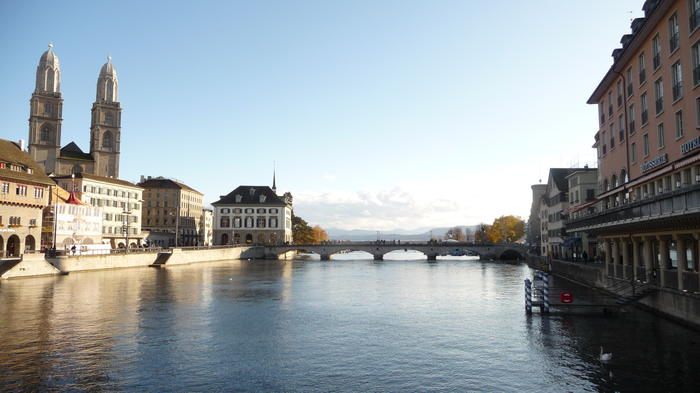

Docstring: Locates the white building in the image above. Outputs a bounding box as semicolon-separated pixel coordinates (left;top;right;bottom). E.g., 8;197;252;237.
212;185;292;245
201;208;213;246
53;173;143;248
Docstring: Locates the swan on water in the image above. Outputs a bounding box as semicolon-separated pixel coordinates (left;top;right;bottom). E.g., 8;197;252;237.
600;346;612;361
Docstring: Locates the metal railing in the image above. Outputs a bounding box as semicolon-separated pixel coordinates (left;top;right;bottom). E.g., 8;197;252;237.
669;34;679;52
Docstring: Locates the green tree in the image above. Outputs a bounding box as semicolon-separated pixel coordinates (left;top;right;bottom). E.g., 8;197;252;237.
292;214;314;244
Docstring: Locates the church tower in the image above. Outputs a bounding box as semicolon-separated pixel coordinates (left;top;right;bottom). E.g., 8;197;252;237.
90;56;121;178
28;43;63;173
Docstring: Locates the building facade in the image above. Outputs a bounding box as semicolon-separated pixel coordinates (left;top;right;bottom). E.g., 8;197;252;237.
568;0;700;292
212;186;292;245
201;208;213;246
41;186;103;250
28;44;121;178
0;139;53;257
561;168;598;260
539;168;589;257
138;176;204;247
527;184;546;253
53;173;143;248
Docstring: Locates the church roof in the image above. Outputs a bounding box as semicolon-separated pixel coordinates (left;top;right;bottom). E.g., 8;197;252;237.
138;177;202;195
212;186;287;206
0;139;54;186
39;46;60;69
60;142;94;161
99;57;117;78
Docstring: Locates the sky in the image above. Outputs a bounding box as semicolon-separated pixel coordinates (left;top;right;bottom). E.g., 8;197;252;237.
0;0;645;232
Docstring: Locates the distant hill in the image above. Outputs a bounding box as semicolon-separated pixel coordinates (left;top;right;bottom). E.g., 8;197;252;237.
326;226;481;242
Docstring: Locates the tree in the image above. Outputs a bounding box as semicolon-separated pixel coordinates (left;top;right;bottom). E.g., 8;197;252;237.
311;225;329;244
292;214;314;244
444;226;465;241
474;223;491;243
487;215;525;243
464;227;475;242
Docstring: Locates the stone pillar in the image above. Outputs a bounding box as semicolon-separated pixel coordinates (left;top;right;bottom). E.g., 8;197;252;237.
632;237;640;281
373;254;383;261
675;236;687;291
604;239;612;277
612;239;620;278
426;254;437;260
621;238;630;279
643;236;653;282
658;236;669;287
320;254;331;261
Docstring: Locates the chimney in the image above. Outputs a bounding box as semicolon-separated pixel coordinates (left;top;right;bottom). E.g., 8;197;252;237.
18;139;26;151
140;175;145;183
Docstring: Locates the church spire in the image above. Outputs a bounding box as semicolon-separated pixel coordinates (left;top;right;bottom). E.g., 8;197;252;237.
272;162;277;194
96;55;118;103
35;43;61;93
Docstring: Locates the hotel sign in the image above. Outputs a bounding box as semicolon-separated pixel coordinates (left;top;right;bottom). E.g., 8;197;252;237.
640;153;668;173
681;136;700;155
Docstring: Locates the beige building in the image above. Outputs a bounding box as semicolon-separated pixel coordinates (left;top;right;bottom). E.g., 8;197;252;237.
28;44;121;178
201;209;213;246
568;0;700;292
0;139;53;257
53;173;143;248
139;176;204;247
213;185;293;245
561;168;598;260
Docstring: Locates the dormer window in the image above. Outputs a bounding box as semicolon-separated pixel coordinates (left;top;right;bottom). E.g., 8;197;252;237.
259;195;266;203
26;168;33;174
235;194;242;203
249;188;256;196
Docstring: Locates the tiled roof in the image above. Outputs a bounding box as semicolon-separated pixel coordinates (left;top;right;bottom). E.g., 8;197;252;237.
60;142;94;161
212;185;287;206
138;177;202;195
53;172;142;189
0;139;54;186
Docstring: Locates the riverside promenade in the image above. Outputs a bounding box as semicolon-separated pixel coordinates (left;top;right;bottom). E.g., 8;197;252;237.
0;245;263;279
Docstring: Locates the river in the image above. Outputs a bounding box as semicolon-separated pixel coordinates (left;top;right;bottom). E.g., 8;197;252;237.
1;252;699;392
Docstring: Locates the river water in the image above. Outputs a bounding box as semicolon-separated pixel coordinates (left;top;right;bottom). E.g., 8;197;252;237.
1;252;699;392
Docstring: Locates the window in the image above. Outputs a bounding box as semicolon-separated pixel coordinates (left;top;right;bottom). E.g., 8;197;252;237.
15;185;27;196
654;78;664;114
599;102;605;124
672;62;683;101
653;34;661;69
244;217;254;228
610;125;615;148
1;183;9;194
643;133;650;156
619;115;625;142
616;80;623;107
658;123;665;148
669;13;680;52
269;208;278;214
220;217;230;227
257;208;266;214
641;92;649;124
639;53;646;84
692;0;700;31
631;142;637;163
102;131;113;148
696;97;700;128
608;92;613;116
245;208;254;214
233;216;241;228
676;110;684;139
629;104;636;134
257;216;266;228
44;102;53;115
41;124;51;142
105;112;114;125
694;42;700;87
626;68;633;96
34;187;44;199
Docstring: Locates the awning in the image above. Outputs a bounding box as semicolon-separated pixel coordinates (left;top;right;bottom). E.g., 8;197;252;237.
562;199;599;215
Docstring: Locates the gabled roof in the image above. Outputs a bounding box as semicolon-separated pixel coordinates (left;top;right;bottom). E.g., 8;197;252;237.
60;142;93;161
548;168;590;193
53;172;142;189
138;177;202;195
0;139;54;186
212;185;287;206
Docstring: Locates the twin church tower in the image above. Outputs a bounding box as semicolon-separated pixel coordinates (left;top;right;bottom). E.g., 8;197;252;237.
29;44;121;178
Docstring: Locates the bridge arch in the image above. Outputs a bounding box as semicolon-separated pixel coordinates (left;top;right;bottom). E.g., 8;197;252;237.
498;248;524;260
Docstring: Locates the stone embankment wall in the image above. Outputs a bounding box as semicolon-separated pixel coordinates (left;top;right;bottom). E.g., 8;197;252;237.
0;253;62;279
529;256;700;329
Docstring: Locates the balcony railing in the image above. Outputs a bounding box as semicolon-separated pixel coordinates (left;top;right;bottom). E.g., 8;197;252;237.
672;83;682;101
653;53;661;69
566;183;700;231
670;34;679;52
655;97;663;114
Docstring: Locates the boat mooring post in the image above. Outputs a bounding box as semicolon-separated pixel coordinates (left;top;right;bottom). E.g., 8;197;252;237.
524;278;532;314
542;272;550;313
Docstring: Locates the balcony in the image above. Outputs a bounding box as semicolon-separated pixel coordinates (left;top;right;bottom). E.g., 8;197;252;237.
566;184;700;232
655;97;663;114
672;83;682;101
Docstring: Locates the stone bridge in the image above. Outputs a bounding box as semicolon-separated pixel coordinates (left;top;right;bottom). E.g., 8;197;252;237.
264;242;527;261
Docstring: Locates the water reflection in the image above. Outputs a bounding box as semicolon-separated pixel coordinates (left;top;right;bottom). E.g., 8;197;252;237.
1;258;699;392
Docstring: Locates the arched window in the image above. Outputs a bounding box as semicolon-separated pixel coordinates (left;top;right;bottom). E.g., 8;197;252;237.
620;169;628;184
103;131;113;148
221;233;229;245
611;174;618;188
603;179;609;191
41;124;52;142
